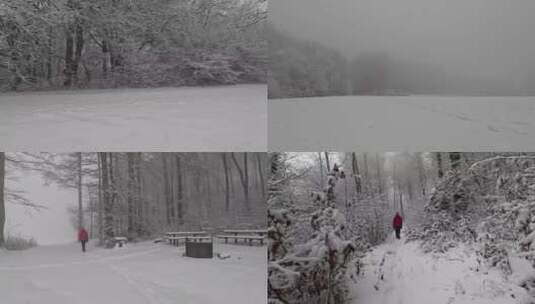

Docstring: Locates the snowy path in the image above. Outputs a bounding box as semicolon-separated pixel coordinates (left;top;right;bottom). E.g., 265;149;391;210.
269;96;535;151
0;241;267;304
350;234;530;304
0;84;266;151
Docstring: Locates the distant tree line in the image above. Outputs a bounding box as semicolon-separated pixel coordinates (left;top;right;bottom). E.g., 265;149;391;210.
268;27;532;98
0;0;267;91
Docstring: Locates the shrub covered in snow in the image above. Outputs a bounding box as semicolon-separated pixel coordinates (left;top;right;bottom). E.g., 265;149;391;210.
268;163;356;304
416;156;535;278
4;235;37;251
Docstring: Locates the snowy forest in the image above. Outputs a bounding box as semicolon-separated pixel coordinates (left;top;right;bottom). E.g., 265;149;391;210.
0;0;267;91
0;152;266;247
268;152;535;304
0;152;267;304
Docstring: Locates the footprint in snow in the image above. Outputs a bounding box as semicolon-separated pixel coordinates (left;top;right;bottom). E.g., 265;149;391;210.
487;125;500;132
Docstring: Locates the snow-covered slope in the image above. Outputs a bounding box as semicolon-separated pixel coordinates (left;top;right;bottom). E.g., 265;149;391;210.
0;241;267;304
350;234;532;304
0;85;267;151
269;96;535;151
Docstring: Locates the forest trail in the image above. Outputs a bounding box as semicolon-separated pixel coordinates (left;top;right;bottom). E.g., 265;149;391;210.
0;241;266;304
350;232;530;304
0;84;267;151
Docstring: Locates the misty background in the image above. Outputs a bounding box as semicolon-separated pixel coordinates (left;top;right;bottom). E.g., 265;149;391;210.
6;171;75;245
269;0;535;98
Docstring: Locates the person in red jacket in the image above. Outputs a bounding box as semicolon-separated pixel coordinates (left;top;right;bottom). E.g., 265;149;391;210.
78;228;89;252
392;212;403;239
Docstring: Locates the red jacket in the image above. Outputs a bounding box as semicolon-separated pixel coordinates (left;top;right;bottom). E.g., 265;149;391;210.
393;214;403;229
78;229;89;241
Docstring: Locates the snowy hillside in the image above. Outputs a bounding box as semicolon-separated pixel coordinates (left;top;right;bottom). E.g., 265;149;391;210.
350;234;533;304
269;96;535;151
0;241;267;304
0;85;266;151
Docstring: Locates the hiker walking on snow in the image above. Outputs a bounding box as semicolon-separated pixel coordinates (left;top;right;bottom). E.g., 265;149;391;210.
393;212;403;239
78;228;89;252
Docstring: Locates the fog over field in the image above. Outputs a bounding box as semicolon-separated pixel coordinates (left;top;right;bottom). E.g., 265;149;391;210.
269;0;535;97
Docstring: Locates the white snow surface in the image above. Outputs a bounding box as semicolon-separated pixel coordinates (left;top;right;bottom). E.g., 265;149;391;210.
269;96;535;151
350;233;532;304
0;241;267;304
0;85;266;151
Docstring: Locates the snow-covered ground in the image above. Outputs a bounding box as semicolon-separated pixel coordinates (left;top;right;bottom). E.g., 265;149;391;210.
0;241;267;304
350;234;533;304
0;85;266;151
269;96;535;151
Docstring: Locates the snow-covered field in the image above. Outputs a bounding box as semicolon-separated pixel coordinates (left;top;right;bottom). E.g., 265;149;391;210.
351;234;533;304
0;241;267;304
269;96;535;151
0;85;267;151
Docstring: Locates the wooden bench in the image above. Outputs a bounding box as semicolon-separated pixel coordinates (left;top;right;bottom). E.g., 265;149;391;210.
108;236;128;248
216;234;265;245
164;231;208;246
216;229;267;246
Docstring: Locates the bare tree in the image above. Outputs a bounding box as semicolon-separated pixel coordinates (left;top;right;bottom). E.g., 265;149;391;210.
175;153;183;225
375;153;383;194
351;152;362;194
0;153;5;247
77;152;83;230
221;153;231;211
416;152;426;196
436;152;444;178
256;153;266;199
231;153;250;210
324;152;331;172
100;153;114;241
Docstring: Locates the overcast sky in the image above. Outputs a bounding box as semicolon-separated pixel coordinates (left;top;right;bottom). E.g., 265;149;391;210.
5;170;75;245
270;0;535;92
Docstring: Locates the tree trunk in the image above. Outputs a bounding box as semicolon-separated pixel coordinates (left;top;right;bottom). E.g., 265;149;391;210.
324;152;331;172
256;153;266;199
97;153;103;244
175;154;183;225
221;153;230;212
436;152;444;178
102;39;110;79
449;152;461;170
135;153;143;235
100;153;114;242
318;153;324;188
109;154;118;236
73;23;84;85
0;153;5;247
77;153;83;230
231;153;250;210
416;152;426;196
162;153;172;226
127;153;135;238
362;152;369;190
64;27;74;87
351;152;362;194
375;153;383;194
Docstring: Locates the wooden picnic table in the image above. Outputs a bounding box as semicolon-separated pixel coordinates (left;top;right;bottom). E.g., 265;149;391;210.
166;231;207;236
165;231;209;246
223;229;267;235
217;229;267;245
